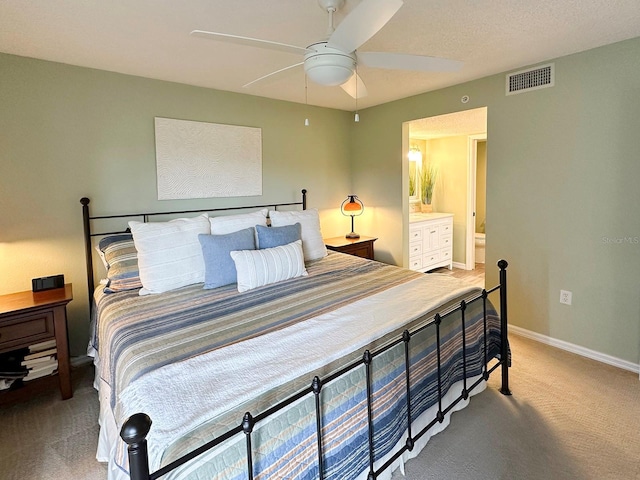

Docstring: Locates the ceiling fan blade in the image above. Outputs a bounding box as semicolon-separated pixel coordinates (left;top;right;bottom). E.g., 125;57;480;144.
191;30;308;56
340;72;368;99
357;52;463;72
242;62;304;89
327;0;403;53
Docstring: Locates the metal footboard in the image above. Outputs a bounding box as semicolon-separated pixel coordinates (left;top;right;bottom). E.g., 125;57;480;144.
120;260;511;480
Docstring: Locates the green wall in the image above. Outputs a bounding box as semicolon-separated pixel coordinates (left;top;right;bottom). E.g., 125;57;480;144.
0;53;352;355
353;37;640;365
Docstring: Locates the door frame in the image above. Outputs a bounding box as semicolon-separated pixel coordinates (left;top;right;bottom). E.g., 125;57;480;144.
465;134;487;270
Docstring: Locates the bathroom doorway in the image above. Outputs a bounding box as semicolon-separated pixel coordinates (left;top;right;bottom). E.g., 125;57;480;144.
466;134;487;271
405;107;487;284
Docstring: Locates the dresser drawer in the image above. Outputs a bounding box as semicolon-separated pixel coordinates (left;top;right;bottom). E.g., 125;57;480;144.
440;235;452;249
423;251;440;269
0;310;55;353
440;222;452;236
409;256;423;271
440;249;452;262
409;228;423;242
409;242;422;257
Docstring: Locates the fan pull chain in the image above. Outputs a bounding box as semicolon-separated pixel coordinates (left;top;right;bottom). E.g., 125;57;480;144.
354;62;360;123
305;74;310;127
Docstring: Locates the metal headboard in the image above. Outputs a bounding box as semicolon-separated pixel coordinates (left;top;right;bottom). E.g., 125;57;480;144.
80;189;307;304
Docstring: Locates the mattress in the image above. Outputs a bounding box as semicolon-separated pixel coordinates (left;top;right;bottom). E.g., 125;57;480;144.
90;252;502;479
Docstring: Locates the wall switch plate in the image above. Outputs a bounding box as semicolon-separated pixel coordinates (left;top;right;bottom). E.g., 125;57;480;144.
560;290;572;305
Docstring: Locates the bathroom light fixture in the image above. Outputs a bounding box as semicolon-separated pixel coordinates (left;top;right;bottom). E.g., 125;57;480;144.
340;195;364;239
408;145;422;162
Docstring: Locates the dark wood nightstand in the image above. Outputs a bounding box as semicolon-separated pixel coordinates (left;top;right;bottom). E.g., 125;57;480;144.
324;236;377;260
0;284;73;404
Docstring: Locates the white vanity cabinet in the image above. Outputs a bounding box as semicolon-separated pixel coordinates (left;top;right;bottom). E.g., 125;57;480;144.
409;213;454;272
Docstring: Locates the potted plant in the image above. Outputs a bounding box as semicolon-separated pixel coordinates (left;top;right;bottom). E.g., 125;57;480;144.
419;164;437;212
409;169;416;197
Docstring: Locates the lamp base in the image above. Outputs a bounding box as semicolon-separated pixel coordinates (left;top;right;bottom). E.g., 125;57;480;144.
345;232;360;239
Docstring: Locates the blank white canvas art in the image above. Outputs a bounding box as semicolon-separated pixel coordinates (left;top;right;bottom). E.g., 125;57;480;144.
155;117;262;200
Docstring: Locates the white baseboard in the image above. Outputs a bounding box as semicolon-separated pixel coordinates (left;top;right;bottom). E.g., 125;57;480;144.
510;325;639;375
452;261;466;270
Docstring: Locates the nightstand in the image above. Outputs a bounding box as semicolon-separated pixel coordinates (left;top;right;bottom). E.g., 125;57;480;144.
0;284;73;403
324;236;377;260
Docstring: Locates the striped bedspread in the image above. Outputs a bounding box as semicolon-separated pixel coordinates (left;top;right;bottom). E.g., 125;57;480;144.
93;253;423;411
93;253;503;480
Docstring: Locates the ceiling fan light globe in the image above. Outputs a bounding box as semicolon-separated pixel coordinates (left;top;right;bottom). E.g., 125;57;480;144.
304;44;356;86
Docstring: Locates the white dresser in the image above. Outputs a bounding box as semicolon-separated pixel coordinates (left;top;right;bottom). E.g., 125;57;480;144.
409;213;454;272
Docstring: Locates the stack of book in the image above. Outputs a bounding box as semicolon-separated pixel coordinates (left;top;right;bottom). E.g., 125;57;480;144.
22;339;58;382
0;350;28;391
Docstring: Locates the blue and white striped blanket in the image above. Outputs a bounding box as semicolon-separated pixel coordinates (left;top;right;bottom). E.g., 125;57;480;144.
93;252;502;479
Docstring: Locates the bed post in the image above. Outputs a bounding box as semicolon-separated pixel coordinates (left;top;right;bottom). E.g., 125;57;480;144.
302;189;307;210
498;259;512;396
121;413;153;480
80;198;95;306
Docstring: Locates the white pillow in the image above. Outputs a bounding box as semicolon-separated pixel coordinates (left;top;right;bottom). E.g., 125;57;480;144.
129;214;210;295
230;240;307;293
269;209;327;261
209;209;268;235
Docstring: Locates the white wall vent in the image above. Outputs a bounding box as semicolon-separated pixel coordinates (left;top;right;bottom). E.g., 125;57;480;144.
506;63;555;95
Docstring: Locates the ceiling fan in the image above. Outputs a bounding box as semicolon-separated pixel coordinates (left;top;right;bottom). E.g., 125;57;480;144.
191;0;463;99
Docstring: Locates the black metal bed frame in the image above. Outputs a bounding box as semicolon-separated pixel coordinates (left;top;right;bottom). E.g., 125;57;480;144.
80;190;510;480
120;263;510;480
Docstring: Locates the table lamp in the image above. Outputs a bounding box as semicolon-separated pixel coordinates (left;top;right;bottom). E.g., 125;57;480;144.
341;195;364;239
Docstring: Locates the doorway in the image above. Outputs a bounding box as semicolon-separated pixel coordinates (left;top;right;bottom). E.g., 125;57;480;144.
466;134;487;270
405;107;488;281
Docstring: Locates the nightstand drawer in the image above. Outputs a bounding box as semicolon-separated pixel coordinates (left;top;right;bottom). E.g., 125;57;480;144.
340;243;371;259
324;236;377;261
0;310;55;353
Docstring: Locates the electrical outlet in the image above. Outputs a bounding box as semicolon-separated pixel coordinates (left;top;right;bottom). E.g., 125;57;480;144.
560;290;572;305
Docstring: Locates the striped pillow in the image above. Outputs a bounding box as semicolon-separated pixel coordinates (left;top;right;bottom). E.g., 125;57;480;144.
98;234;142;293
230;240;307;293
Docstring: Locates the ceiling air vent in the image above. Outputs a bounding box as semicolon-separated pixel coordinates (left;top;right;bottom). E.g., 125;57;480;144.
506;63;554;95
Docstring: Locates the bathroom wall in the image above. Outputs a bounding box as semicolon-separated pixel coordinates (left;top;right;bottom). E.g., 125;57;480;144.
476;140;487;233
425;135;468;264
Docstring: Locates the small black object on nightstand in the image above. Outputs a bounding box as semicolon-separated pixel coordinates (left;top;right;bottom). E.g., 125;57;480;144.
32;274;65;292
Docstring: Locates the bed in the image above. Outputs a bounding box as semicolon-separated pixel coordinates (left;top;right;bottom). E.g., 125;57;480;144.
81;190;511;480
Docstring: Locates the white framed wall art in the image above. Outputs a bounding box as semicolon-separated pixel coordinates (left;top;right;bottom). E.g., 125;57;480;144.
154;117;262;200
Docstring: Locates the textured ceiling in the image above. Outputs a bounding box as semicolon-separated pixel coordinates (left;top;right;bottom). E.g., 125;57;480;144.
409;107;487;140
1;0;639;111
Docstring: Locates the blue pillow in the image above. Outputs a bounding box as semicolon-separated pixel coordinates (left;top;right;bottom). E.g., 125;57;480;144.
256;223;302;249
198;228;256;289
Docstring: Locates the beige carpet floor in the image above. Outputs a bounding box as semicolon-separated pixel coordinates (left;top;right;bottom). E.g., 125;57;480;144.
391;335;640;480
0;335;638;480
